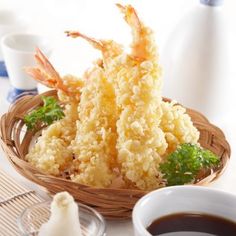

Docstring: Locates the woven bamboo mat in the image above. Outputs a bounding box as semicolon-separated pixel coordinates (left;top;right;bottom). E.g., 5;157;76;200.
0;169;43;236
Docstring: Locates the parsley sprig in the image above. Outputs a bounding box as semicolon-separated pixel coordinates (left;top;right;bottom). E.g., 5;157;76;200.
24;96;65;130
160;143;220;186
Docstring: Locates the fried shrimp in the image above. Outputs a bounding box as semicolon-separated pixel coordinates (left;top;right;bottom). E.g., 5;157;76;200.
160;101;200;155
25;103;78;175
110;4;168;190
66;32;123;187
70;65;118;187
25;50;80;175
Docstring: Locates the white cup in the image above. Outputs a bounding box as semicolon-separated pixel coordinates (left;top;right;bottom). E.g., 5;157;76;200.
1;33;51;102
0;10;27;76
132;186;236;236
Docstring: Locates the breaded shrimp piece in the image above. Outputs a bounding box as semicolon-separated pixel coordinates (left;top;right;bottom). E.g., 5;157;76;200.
66;32;125;187
160;101;200;155
25;50;81;175
70;65;118;188
25;102;78;175
117;5;200;159
81;5;166;190
113;4;168;190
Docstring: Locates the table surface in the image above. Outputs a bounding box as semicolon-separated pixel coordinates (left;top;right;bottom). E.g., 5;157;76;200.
0;77;236;236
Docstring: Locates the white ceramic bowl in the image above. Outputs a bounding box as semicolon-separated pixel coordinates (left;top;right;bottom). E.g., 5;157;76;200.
0;10;28;76
1;33;51;89
132;186;236;236
0;10;27;60
1;33;52;102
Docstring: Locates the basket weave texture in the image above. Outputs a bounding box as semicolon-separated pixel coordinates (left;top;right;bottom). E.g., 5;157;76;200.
0;90;231;219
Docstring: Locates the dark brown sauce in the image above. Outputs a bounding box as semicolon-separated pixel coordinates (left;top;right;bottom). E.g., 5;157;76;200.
147;213;236;236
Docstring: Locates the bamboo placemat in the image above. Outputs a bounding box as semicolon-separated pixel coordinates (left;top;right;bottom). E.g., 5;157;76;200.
0;169;43;236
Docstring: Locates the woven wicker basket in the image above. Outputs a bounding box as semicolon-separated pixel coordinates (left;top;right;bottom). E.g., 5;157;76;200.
0;90;231;219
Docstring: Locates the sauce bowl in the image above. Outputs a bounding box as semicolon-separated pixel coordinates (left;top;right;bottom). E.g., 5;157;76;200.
132;186;236;236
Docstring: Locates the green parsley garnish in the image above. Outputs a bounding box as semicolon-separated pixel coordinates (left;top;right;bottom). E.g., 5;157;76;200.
24;96;65;130
160;143;220;186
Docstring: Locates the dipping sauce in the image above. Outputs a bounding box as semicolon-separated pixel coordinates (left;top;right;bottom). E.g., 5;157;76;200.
147;213;236;236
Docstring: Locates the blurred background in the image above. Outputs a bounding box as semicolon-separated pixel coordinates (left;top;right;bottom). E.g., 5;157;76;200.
0;0;236;120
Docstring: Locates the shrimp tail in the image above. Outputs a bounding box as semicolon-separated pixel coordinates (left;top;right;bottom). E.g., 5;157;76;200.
65;31;103;51
117;4;155;61
65;31;123;62
25;48;68;93
116;4;141;32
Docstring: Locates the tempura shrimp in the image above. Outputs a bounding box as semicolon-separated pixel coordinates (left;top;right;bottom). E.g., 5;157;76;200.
116;5;200;160
160;101;200;155
65;31;123;187
112;4;168;190
25;49;81;175
70;65;118;187
25;102;78;175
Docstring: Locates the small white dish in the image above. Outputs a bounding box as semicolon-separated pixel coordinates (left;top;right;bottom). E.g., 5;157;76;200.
132;186;236;236
1;33;51;102
17;201;106;236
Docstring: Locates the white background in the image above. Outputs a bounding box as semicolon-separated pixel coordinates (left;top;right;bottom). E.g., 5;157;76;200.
1;0;236;114
0;0;235;96
0;0;235;73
